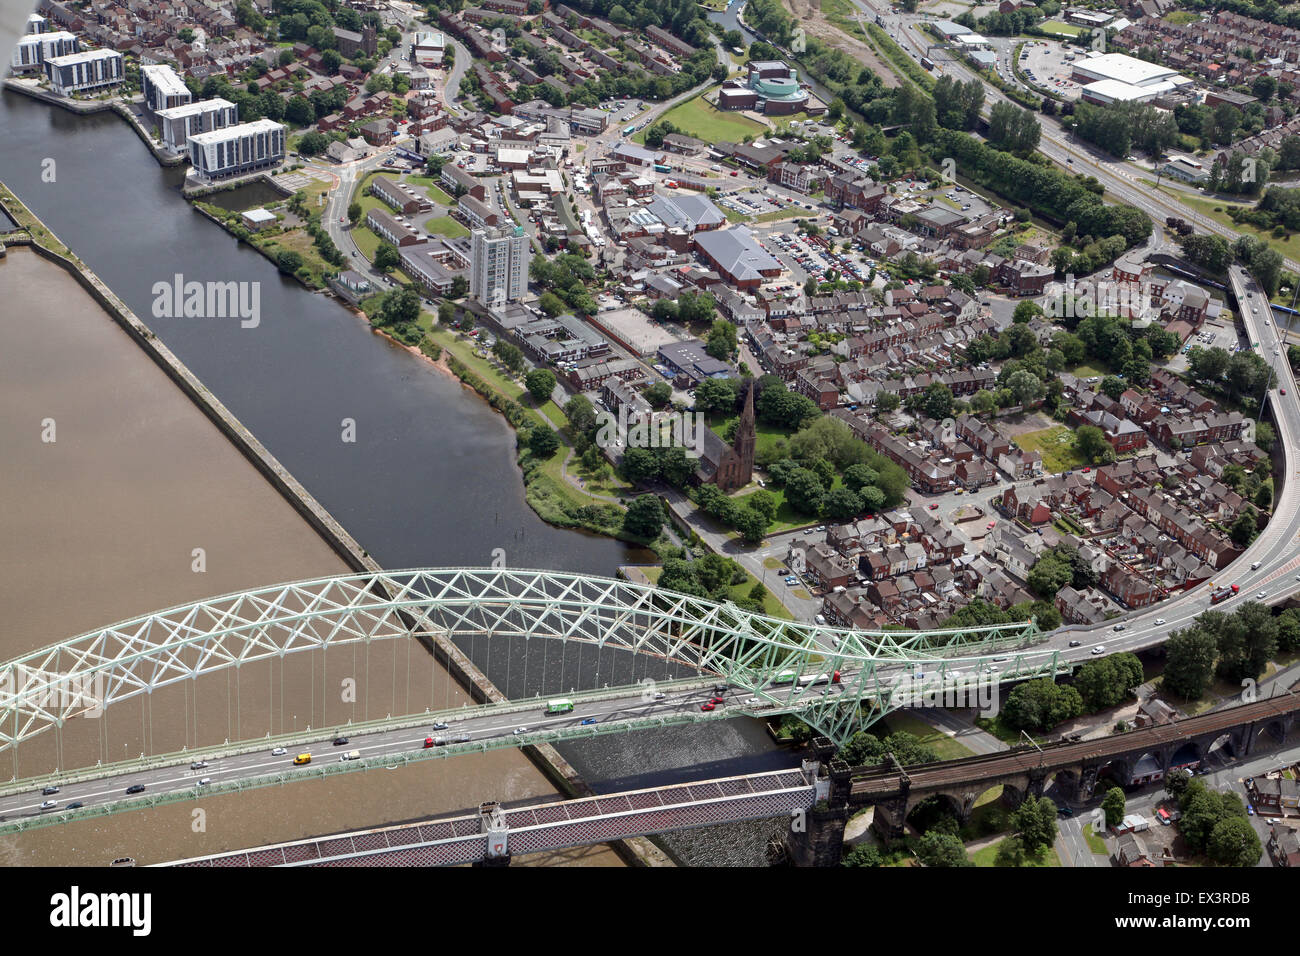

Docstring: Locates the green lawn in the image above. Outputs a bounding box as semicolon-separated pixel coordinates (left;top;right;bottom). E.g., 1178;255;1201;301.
1039;19;1084;36
1173;191;1300;265
633;91;767;145
1068;362;1110;379
971;840;1062;866
640;565;793;619
1082;824;1108;855
879;712;976;762
721;205;752;224
406;176;455;206
1014;425;1086;474
424;214;469;238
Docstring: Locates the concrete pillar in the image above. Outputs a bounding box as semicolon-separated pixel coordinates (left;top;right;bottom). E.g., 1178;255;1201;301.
1026;768;1047;801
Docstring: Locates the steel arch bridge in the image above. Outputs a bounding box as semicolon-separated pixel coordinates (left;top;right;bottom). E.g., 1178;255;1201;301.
0;568;1054;761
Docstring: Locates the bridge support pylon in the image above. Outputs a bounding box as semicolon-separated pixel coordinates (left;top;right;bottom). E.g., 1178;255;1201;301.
473;801;512;867
784;742;853;866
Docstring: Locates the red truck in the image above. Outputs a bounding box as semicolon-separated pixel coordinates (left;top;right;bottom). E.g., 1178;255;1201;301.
1210;584;1240;604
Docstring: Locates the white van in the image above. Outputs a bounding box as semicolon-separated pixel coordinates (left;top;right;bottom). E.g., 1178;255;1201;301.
340;750;361;761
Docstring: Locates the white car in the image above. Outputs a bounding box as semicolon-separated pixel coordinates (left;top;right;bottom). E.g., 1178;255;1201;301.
1091;645;1106;655
1154;618;1166;626
1257;591;1267;599
271;747;287;756
513;727;528;735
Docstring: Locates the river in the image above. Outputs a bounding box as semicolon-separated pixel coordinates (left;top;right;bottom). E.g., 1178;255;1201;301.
0;87;800;866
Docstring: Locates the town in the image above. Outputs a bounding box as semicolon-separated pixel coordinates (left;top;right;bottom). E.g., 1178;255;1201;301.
5;0;1300;876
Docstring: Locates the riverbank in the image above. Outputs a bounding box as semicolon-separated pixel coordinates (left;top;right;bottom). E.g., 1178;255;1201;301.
3;77;186;167
0;180;666;867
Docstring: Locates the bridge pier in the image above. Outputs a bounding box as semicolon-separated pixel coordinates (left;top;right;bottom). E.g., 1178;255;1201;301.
785;802;851;867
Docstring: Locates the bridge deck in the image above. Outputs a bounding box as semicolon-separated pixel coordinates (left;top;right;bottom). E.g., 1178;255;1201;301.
850;694;1300;797
162;767;819;867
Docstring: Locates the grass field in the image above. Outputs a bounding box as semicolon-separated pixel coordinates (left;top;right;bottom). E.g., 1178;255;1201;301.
1014;424;1085;473
1039;19;1084;36
971;840;1062;867
405;176;455;206
633;91;767;146
424;215;469;238
879;712;976;762
640;564;793;619
1163;10;1201;24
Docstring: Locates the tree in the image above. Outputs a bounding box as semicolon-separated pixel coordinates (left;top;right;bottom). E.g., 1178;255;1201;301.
378;288;420;327
524;368;556;404
623;494;664;538
348;201;362;225
1074;425;1110;464
528;426;560;458
733;506;770;544
783;468;827;516
493;340;525;375
1255;420;1276;453
374;242;400;273
994;835;1027;867
1012;796;1058;854
644;382;672;408
922;382;954;421
1163;627;1218;700
538;291;566;316
705;318;737;360
841;843;883;867
1229;507;1259;547
1207;816;1263;867
1164;768;1193;802
275;250;303;275
1002;678;1083;731
916;830;972;867
1101;787;1126;828
694;377;740;416
1073;653;1143;710
822;486;864;521
1013;300;1043;324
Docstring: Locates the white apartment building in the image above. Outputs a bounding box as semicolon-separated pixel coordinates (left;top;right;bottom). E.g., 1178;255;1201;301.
156;98;238;152
141;64;192;112
10;31;78;72
26;13;48;33
187;119;286;181
44;48;123;96
469;225;528;307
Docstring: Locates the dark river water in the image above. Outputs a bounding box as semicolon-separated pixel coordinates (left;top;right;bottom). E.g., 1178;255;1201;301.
0;88;799;864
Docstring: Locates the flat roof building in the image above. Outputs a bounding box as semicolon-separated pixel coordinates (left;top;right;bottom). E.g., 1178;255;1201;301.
156;98;238;152
470;225;528;307
141;63;192;112
9;30;77;71
187;118;285;181
44;48;123;96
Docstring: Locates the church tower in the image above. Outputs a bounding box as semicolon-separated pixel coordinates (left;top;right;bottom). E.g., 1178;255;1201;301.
716;380;756;492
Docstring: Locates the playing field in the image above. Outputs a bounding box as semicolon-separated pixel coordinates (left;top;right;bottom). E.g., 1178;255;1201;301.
634;91;767;145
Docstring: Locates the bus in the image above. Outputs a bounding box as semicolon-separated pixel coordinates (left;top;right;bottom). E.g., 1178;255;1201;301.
797;671;842;687
623;124;636;136
653;163;672;173
545;698;575;714
771;670;797;686
920;56;935;71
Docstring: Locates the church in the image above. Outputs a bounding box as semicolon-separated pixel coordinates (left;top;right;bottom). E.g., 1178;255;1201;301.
695;382;756;493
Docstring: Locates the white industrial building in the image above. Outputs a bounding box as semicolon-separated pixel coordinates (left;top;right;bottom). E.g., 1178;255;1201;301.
1072;52;1192;104
187;119;286;181
44;48;123;96
470;225;528;307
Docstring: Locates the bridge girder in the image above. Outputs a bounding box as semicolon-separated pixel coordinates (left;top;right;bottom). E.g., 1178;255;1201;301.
0;568;1052;763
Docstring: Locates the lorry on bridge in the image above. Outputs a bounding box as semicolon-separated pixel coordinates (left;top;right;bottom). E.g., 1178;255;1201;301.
1210;584;1240;604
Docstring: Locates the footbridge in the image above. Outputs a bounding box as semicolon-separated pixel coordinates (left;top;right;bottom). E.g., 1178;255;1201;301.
161;765;822;868
0;568;1056;829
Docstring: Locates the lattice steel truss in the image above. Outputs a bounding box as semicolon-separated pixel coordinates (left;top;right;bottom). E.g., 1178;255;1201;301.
0;568;1054;753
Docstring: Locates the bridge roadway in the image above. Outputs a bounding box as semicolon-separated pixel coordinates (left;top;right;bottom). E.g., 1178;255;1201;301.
159;766;820;867
0;644;1054;830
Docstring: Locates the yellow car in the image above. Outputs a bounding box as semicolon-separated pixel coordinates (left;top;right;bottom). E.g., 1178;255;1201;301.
293;753;311;766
